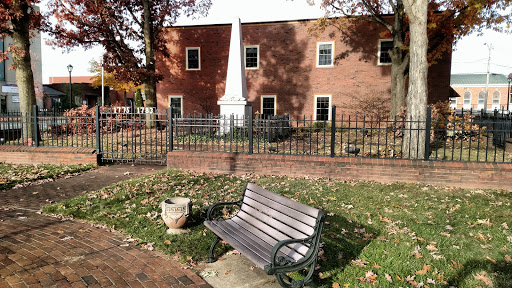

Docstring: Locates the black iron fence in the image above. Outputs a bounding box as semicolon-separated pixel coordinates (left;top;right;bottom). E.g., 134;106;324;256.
170;106;512;163
2;105;512;164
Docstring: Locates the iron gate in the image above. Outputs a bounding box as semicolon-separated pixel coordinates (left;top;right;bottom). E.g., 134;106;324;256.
99;107;169;164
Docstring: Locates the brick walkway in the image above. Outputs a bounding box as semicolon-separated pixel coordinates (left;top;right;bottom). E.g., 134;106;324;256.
0;164;211;288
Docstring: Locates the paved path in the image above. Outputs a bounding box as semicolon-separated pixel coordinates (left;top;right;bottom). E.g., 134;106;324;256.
0;164;211;288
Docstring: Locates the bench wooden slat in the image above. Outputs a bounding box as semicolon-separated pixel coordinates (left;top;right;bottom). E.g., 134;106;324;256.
205;221;268;268
231;216;306;261
240;204;310;240
235;210;310;256
215;220;296;263
247;183;320;218
244;190;317;228
243;194;315;235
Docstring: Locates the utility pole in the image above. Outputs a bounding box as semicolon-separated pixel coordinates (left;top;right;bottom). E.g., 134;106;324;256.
508;73;512;111
484;43;493;112
101;61;104;106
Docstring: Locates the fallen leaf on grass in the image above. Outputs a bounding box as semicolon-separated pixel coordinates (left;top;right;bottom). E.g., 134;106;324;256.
164;240;171;245
505;255;511;263
474;271;493;287
380;215;392;223
356;271;378;286
426;244;438;252
440;232;451;238
385;273;393;283
351;259;368;267
332;282;340;288
416;264;431;275
318;249;327;261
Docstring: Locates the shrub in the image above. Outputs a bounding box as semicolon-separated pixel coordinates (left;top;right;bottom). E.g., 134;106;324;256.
343;90;391;121
135;88;143;107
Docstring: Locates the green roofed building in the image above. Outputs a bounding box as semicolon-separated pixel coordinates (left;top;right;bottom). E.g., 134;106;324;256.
450;73;511;111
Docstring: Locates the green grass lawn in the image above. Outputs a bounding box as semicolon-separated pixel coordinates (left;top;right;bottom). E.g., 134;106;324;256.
0;163;96;190
43;169;512;287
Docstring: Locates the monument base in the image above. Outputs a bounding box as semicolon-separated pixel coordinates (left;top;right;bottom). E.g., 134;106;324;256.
217;100;252;134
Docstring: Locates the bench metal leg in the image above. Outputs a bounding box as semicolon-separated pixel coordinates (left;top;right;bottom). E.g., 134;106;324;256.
274;260;317;288
207;236;221;263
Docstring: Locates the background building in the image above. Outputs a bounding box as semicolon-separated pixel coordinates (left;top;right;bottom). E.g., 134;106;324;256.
48;76;128;108
0;34;44;112
156;18;452;118
450;74;511;111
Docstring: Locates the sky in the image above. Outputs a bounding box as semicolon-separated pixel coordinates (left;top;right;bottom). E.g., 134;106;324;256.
40;0;512;84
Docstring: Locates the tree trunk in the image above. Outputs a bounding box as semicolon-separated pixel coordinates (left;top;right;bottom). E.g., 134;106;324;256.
402;0;429;159
390;58;408;117
388;0;408;117
142;0;157;128
11;1;37;145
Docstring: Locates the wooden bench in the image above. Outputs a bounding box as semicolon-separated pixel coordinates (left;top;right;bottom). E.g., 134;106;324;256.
204;183;325;288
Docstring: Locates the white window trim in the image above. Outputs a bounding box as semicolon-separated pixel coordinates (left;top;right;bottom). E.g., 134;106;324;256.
316;42;334;68
477;90;486;109
244;45;259;70
169;95;183;115
463;91;472;109
377;39;393;66
186;47;201;71
260;95;276;116
492;90;501;109
314;95;331;121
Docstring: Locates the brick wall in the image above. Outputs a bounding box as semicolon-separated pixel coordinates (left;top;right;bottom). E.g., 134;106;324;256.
157;19;452;116
0;147;97;165
167;151;512;191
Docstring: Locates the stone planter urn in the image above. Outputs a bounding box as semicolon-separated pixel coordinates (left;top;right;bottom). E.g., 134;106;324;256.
161;197;192;234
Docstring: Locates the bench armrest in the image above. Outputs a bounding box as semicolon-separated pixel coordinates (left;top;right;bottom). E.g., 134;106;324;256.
265;211;325;276
206;200;243;221
264;235;316;275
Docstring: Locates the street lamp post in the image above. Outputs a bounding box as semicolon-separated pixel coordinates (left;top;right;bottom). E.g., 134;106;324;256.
67;64;73;109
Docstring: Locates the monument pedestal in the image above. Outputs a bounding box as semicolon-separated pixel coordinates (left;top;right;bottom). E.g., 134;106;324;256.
217;100;252;134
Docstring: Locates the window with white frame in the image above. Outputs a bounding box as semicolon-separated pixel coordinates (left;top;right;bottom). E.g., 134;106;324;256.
449;97;457;109
317;42;334;67
492;91;501;109
315;95;331;121
186;47;200;70
245;45;259;69
478;91;486;109
261;95;276;118
169;95;183;116
463;91;471;109
378;39;393;65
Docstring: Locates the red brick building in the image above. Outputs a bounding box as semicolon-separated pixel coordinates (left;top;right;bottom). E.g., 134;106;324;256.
156;18;452;118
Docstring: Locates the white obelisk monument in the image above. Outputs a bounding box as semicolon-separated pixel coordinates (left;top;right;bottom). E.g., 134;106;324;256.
217;17;251;133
